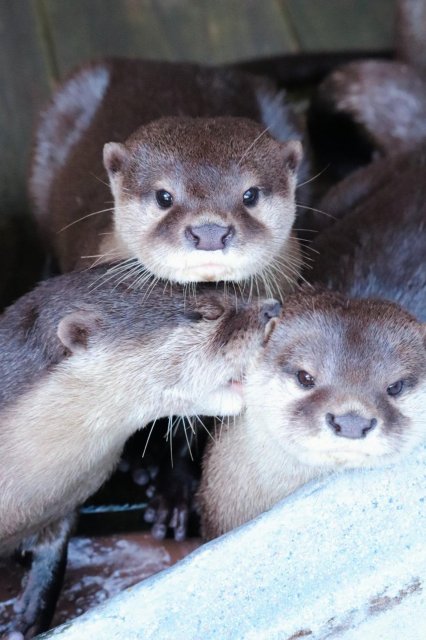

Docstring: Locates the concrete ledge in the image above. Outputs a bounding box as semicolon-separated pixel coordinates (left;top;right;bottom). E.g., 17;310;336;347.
43;445;426;640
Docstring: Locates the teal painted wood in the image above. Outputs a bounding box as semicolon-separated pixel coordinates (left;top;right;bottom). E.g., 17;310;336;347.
0;0;51;215
282;0;395;52
44;0;297;77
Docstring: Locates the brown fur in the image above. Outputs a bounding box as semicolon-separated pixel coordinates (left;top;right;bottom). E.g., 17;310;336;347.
0;265;279;553
199;291;426;539
199;150;426;539
29;58;304;293
309;1;426;164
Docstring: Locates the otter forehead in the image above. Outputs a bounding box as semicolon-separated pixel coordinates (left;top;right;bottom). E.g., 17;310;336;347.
123;116;292;193
268;292;426;381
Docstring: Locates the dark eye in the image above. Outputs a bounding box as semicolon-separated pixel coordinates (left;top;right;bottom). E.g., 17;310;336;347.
297;370;315;389
243;187;259;207
387;380;404;397
155;189;173;209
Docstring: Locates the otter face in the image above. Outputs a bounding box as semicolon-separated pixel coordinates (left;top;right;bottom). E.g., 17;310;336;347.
246;291;426;469
153;291;282;418
103;117;302;287
57;280;280;419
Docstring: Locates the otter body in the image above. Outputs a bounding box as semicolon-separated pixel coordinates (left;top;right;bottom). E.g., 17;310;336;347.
0;264;278;635
199;151;426;539
309;0;426;167
30;59;304;291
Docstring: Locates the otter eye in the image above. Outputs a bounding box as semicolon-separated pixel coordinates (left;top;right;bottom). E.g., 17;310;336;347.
155;189;173;209
243;187;259;207
297;370;315;389
387;380;404;397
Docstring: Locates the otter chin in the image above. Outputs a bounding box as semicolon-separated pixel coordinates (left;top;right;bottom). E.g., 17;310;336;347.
198;290;426;540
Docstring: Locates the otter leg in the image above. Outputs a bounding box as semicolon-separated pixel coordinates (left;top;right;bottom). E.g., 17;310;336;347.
7;512;76;639
144;427;207;542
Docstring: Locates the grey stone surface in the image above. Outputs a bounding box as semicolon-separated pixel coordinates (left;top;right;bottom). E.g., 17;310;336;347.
43;444;426;640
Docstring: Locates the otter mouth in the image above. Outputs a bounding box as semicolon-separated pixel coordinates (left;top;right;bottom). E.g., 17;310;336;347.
185;264;231;281
214;378;244;398
228;379;244;392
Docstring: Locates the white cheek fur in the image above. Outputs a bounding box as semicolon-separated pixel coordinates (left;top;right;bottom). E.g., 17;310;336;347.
111;190;298;288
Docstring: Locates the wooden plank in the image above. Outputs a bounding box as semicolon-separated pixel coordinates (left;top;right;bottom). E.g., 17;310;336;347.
149;0;298;63
0;0;50;307
282;0;395;52
44;0;298;78
0;0;52;215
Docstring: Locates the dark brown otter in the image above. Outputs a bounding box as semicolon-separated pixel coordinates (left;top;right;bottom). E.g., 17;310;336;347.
29;58;304;292
198;148;426;540
0;264;280;637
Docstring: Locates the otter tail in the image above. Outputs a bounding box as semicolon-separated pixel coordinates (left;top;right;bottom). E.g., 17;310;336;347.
396;0;426;73
28;63;110;224
309;0;426;166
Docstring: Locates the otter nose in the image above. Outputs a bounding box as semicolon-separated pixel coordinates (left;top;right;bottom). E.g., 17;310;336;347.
185;224;234;251
260;299;281;326
326;412;377;439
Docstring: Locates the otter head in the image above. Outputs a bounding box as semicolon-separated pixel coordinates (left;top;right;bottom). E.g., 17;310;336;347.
246;290;426;469
103;116;302;288
56;275;281;419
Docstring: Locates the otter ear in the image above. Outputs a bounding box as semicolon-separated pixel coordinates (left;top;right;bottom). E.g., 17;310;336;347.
280;140;303;174
57;311;102;354
263;316;279;344
103;142;128;176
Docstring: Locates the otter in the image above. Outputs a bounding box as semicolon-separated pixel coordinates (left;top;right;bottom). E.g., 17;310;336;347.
308;0;426;170
0;264;280;637
28;58;305;544
29;58;304;292
198;148;426;540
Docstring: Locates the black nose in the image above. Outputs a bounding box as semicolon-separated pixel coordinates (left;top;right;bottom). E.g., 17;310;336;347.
185;224;234;251
326;412;377;439
260;299;281;325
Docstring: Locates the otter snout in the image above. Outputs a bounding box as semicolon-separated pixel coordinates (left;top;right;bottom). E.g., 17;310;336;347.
185;224;234;250
326;412;377;439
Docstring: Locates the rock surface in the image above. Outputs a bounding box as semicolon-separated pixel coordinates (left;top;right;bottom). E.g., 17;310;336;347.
43;444;426;639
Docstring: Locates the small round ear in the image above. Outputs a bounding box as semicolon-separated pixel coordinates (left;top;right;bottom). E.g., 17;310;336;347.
280;139;303;174
103;142;128;176
263;316;279;344
57;311;102;354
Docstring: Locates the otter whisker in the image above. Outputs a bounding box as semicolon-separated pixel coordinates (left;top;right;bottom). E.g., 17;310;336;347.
142;417;159;459
90;172;111;189
237;125;271;166
88;258;140;288
58;207;115;233
297;164;330;189
296;203;336;221
193;414;215;443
